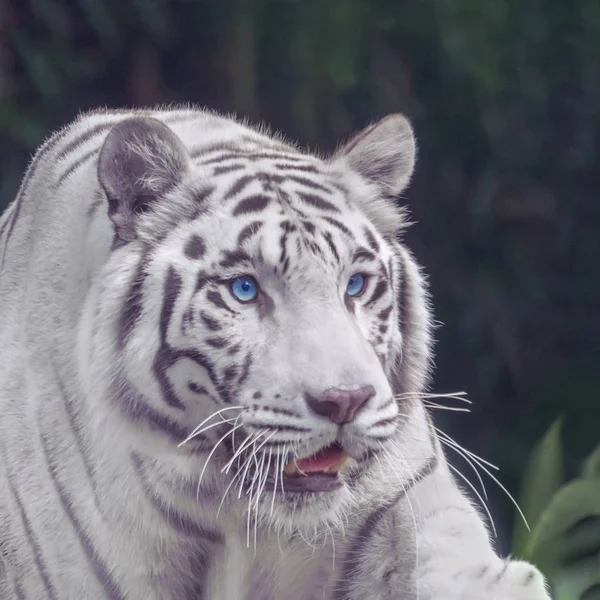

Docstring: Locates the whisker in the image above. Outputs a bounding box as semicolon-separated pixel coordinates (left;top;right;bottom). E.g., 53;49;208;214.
378;442;420;600
441;434;529;531
217;434;259;517
222;432;261;474
435;429;499;471
246;446;263;548
326;523;336;573
438;437;489;501
395;390;471;405
270;449;281;517
242;432;276;548
423;401;471;413
196;423;244;500
447;462;497;537
253;450;268;552
238;438;261;499
393;414;513;531
178;416;237;446
181;405;244;445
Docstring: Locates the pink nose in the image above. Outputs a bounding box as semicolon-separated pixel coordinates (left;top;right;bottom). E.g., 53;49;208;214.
305;386;375;424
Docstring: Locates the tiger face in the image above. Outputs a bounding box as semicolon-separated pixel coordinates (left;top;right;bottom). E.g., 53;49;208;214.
91;113;432;533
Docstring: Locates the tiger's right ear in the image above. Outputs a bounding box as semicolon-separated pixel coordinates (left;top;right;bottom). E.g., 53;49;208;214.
330;114;415;236
98;117;190;243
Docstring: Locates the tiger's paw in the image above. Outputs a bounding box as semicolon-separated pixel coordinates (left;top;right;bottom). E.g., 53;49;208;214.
418;558;551;600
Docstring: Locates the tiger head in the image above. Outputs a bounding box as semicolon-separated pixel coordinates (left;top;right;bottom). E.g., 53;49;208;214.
87;112;434;534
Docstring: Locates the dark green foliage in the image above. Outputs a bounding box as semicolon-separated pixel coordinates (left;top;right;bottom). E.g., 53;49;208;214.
0;0;598;558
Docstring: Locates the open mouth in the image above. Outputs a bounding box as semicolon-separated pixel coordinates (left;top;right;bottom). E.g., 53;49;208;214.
265;443;349;493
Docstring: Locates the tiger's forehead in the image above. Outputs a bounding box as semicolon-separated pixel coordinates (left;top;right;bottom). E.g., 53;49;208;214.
182;160;385;271
196;152;351;214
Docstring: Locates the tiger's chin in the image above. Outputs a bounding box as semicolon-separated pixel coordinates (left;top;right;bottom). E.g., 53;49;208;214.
257;480;355;535
249;444;373;533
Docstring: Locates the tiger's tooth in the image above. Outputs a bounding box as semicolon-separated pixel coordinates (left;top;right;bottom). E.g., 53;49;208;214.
338;451;349;469
284;461;300;475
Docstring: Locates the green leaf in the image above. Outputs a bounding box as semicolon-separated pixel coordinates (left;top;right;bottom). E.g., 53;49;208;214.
527;479;600;574
553;560;600;600
583;445;600;479
513;418;564;558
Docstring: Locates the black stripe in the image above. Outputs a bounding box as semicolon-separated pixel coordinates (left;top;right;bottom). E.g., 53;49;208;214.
334;450;439;600
119;383;200;444
219;249;252;269
302;220;316;234
248;423;311;433
365;280;389;307
396;250;410;357
52;363;105;518
296;192;340;213
153;269;225;410
322;216;352;236
206;290;236;313
378;305;393;322
363;226;380;253
223;365;238;381
38;432;127;600
205;337;228;349
184;234;207;260
323;232;340;263
236;221;264;246
195;151;244;164
285;175;332;194
223;175;256;200
153;267;187;410
249;152;308;162
200;312;221;331
192;184;216;206
353;247;377;263
1;444;58;600
232;194;271;216
367;416;396;430
118;248;150;350
131;453;224;543
331;181;351;197
273;163;319;173
55;148;99;187
0;205;15;241
278;232;288;264
237;353;253;386
213;163;246;175
56;122;114;160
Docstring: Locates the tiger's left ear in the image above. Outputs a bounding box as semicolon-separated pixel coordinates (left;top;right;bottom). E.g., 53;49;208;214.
98;117;191;243
331;114;416;233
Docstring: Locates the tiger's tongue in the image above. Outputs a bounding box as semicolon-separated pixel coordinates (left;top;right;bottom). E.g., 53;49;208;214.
285;445;348;475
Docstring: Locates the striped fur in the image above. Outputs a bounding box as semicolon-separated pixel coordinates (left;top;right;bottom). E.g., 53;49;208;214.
0;107;550;599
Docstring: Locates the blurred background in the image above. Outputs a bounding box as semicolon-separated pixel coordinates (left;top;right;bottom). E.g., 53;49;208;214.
1;0;598;596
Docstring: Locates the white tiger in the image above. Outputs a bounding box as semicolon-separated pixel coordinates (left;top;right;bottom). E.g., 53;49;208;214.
0;106;551;600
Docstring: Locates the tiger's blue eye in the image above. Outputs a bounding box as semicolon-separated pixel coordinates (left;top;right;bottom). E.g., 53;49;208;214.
346;273;366;297
230;276;259;303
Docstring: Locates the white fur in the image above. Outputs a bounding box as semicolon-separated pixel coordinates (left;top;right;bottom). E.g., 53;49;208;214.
0;107;550;599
